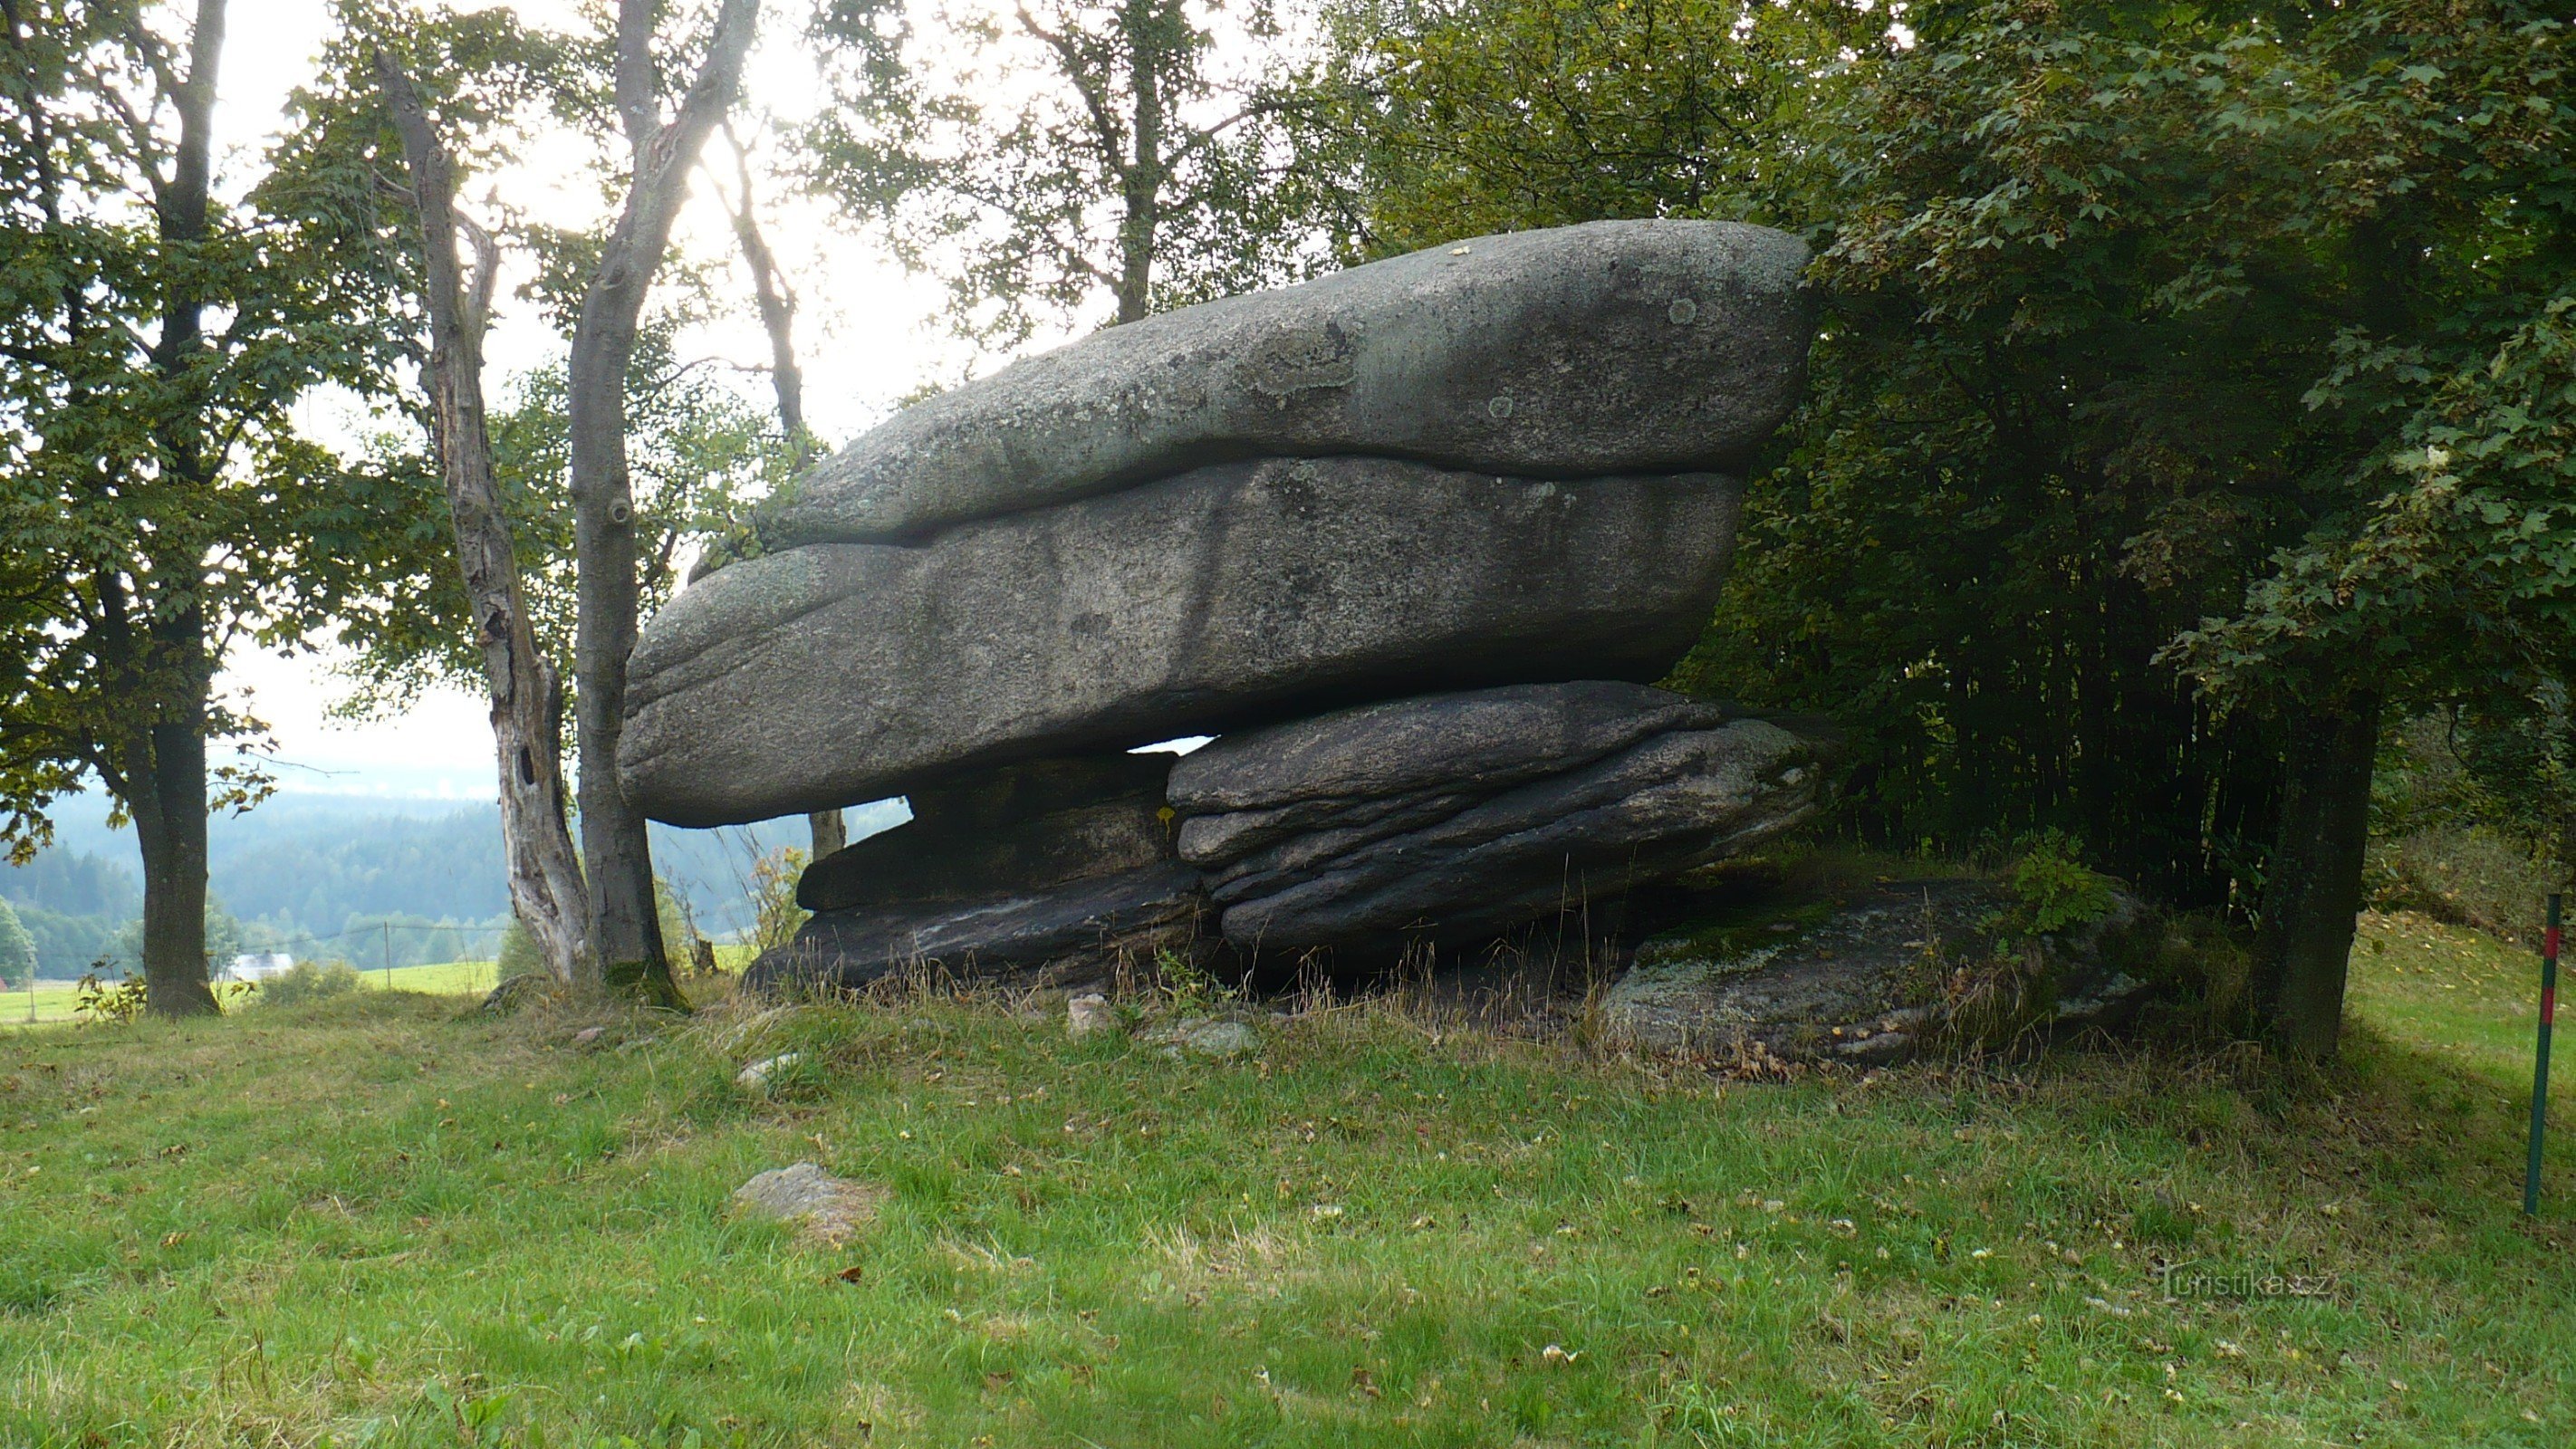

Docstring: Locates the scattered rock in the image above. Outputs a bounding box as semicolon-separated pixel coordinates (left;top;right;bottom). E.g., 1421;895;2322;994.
477;973;556;1015
730;1163;885;1247
735;1052;805;1090
1177;1019;1258;1059
763;219;1814;545
624;458;1742;826
1604;876;2169;1061
1167;685;1829;961
1066;993;1112;1038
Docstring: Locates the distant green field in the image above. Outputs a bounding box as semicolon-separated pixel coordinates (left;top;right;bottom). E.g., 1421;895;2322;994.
359;958;501;995
0;959;501;1028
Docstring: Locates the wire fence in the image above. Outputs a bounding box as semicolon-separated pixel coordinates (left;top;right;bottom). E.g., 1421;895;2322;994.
6;951;504;1028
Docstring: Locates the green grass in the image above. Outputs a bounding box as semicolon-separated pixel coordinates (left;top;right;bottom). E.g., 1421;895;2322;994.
364;959;502;996
0;916;2569;1446
0;981;86;1028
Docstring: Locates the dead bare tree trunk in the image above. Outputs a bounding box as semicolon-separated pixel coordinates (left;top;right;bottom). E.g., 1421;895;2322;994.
568;0;759;1004
714;124;844;860
377;56;592;986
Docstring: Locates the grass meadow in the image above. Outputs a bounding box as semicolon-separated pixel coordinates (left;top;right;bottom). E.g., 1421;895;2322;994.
0;911;2567;1446
1;962;502;1030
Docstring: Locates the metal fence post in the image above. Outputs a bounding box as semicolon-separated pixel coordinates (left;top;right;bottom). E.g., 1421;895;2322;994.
2526;893;2562;1217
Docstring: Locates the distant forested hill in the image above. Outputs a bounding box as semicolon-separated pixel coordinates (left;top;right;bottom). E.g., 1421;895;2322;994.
0;793;892;976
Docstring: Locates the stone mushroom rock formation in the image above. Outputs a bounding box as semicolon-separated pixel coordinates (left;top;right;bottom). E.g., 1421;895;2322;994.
620;218;1823;994
1166;683;1831;963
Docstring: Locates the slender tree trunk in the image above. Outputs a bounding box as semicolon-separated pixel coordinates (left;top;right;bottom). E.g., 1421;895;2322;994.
378;55;591;985
2252;691;2383;1058
1111;0;1167;326
570;0;759;1004
716;129;843;859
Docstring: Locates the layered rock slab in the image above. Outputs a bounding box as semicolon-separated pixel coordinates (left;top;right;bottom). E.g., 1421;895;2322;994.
766;220;1813;545
1167;684;1827;959
624;457;1742;827
748;862;1205;995
749;753;1199;994
796;753;1174;912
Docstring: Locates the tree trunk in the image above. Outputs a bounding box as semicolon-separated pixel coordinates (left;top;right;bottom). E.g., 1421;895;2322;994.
1111;0;1167;326
120;0;227;1020
716;130;845;862
377;55;592;986
124;685;219;1018
568;0;759;1006
2252;691;2383;1058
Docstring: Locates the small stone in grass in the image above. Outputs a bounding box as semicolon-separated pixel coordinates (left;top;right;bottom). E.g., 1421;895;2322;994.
1178;1020;1257;1059
736;1052;804;1089
732;1163;885;1247
1066;993;1111;1038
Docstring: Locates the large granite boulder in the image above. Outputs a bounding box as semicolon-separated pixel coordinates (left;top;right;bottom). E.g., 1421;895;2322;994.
1166;684;1829;961
625;459;1740;827
764;220;1813;545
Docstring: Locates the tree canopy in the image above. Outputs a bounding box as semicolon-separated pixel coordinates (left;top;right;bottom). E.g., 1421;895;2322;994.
1317;0;2576;1049
0;0;444;1012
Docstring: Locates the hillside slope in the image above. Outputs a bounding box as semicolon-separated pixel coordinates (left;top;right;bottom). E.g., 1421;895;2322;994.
0;912;2567;1446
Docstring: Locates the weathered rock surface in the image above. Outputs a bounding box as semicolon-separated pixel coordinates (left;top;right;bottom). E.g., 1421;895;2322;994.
731;1163;885;1246
746;860;1204;995
797;753;1174;912
1166;684;1827;959
1605;877;2167;1062
626;457;1741;826
754;753;1197;994
765;220;1813;545
1169;681;1729;864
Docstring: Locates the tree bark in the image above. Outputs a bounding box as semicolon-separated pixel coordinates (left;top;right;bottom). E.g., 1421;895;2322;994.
2251;691;2383;1058
715;128;845;860
377;54;592;986
569;0;759;1004
125;657;220;1018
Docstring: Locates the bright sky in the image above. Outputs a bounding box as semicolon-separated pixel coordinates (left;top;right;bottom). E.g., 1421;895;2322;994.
211;0;1029;800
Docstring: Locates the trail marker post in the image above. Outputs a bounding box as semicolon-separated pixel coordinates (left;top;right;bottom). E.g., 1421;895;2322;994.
2527;893;2562;1217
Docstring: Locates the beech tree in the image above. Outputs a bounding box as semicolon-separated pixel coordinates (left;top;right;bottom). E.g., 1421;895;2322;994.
370;23;595;987
0;0;430;1015
304;0;767;1000
566;0;759;1004
807;0;1332;343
